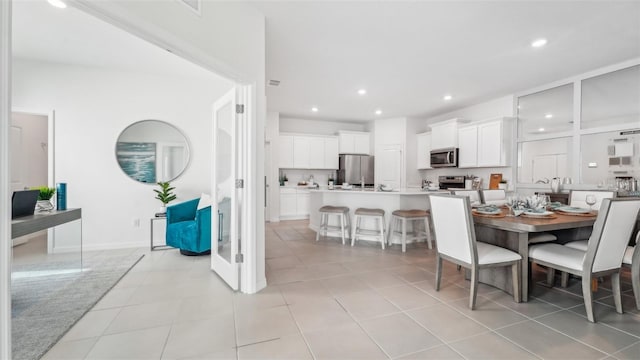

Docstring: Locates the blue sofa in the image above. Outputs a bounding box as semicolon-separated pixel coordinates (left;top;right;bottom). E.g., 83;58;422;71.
165;198;211;255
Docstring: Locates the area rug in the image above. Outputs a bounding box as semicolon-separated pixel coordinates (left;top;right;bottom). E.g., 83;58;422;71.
11;251;145;360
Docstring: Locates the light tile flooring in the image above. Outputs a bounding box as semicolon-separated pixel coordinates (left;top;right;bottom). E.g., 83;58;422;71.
42;219;640;359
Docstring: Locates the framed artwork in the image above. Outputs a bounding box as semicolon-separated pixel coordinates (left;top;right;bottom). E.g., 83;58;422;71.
116;142;157;183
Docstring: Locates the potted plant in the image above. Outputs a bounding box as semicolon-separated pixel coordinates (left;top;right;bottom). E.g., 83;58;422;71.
282;173;289;187
154;181;177;213
498;179;508;190
33;186;56;211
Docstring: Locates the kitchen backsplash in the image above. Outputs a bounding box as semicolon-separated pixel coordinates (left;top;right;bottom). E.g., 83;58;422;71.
279;169;337;186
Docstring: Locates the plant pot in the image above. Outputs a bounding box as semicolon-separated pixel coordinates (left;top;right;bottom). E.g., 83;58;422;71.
498;183;507;190
158;204;166;213
36;199;54;212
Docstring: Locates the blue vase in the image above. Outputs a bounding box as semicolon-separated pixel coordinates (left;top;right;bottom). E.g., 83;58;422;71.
56;183;67;210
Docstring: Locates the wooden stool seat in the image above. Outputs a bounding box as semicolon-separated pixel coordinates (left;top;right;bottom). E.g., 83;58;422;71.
355;208;385;216
392;209;430;218
319;205;349;213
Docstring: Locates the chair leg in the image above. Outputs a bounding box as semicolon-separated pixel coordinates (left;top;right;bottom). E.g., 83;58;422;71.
582;275;596;322
470;266;479;310
611;271;623;314
387;216;394;246
512;262;521;303
546;267;556;287
632;263;640;310
423;217;433;249
316;213;324;241
401;218;407;253
340;214;346;245
435;256;443;291
561;272;569;288
351;215;358;246
379;216;385;250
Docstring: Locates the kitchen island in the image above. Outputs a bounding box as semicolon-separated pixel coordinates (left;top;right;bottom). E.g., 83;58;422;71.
309;188;444;244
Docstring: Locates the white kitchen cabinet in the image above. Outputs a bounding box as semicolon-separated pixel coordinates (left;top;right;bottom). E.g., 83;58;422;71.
416;132;432;169
430;119;465;150
338;131;370;155
278;135;294;168
293;136;311;168
307;137;325;168
279;188;310;219
296;190;310;216
457;126;478;168
279;190;297;217
454;118;512;168
324;137;339;169
279;134;340;169
477;120;507;167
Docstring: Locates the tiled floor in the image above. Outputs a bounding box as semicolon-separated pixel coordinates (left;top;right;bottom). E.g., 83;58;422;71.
42;219;640;359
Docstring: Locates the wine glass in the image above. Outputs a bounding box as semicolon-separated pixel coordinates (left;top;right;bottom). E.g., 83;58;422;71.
585;194;597;210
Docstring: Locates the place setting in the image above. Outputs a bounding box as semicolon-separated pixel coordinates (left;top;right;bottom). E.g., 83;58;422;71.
503;194;557;219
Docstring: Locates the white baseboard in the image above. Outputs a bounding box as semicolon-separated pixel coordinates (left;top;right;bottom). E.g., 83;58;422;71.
279;215;309;221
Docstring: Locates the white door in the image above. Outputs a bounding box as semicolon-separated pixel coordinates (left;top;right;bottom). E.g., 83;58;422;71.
376;145;403;189
211;88;241;290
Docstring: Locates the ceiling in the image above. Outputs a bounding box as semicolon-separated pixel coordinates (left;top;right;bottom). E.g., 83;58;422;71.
11;1;640;124
11;0;225;82
251;1;640;122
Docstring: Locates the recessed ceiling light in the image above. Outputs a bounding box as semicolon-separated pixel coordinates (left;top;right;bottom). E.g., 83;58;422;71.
538;127;545;132
531;38;547;48
311;107;318;112
443;95;453;101
375;109;382;115
545;114;553;119
357;89;367;95
47;0;67;8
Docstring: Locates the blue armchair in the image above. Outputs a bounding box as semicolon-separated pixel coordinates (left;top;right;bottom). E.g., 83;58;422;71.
165;198;212;255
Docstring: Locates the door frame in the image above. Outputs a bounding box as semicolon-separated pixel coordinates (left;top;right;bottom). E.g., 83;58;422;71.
0;0;10;355
11;108;56;251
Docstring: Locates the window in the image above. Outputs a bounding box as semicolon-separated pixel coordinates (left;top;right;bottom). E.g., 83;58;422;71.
518;138;572;183
581;65;640;130
517;84;573;137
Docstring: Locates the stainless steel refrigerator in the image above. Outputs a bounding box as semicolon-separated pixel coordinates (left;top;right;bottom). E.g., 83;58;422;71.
337;154;375;187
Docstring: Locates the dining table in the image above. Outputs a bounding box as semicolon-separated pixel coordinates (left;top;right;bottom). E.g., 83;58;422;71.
471;207;597;302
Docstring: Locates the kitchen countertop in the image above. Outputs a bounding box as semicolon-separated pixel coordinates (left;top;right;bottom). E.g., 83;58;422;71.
309;188;448;195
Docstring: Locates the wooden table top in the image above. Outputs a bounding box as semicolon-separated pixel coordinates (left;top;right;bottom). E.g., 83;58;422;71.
472;208;597;233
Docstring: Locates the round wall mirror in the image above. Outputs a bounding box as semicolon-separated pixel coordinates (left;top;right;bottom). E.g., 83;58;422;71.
115;120;190;183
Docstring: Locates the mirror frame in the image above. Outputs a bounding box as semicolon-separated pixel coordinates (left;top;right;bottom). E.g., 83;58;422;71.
115;119;191;184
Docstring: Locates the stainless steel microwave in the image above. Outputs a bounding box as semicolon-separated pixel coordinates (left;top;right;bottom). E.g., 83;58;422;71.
430;147;458;168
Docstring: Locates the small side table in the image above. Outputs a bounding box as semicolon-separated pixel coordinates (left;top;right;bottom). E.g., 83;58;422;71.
150;215;172;251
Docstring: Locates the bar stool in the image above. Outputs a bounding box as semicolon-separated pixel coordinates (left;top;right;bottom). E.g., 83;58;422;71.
351;208;386;249
388;209;433;252
316;205;351;244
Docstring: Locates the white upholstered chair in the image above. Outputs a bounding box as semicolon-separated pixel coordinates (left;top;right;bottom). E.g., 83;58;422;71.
528;198;640;322
430;194;522;309
451;190;481;205
568;190;616;211
481;189;507;206
623;238;640;310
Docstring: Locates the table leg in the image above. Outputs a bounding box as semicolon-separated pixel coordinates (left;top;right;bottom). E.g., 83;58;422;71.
517;232;529;302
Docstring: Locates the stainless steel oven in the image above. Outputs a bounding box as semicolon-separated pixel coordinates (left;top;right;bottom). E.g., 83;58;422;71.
430;148;458;168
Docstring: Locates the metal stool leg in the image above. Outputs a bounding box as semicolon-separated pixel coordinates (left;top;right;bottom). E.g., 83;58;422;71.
351;214;359;246
401;218;407;253
340;213;346;245
379;215;385;249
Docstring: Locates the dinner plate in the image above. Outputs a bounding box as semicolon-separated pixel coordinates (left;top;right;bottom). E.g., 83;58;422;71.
556;206;591;214
474;208;502;215
523;210;554;216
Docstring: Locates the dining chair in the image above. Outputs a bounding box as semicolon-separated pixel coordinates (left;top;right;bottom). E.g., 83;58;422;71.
623;236;640;310
481;189;507;206
451;190;482;205
528;198;640;322
568;190;616;211
430;194;522;309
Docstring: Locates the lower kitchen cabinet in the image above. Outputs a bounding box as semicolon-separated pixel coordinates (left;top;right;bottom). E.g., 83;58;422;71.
279;188;310;219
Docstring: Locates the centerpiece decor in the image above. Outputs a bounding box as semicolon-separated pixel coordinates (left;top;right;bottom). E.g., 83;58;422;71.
154;181;177;213
33;186;56;212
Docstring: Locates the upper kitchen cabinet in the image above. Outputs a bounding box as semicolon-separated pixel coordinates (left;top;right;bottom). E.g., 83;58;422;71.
338;131;371;155
279;133;339;169
458;118;513;168
416;132;432;169
430;118;467;150
279;135;294;168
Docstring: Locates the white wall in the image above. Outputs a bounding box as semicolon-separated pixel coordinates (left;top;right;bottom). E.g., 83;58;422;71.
425;95;514;125
419;95;516;189
266;112;280;222
280;117;367;135
12;59;233;250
